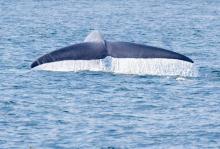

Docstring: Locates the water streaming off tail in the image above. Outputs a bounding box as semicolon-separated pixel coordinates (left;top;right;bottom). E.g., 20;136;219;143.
34;60;104;72
110;58;197;77
34;57;197;77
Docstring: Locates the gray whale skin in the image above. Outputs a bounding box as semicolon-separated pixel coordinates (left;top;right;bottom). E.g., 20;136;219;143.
31;32;193;68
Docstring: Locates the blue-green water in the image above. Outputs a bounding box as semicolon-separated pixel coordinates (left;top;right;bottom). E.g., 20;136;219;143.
0;0;220;148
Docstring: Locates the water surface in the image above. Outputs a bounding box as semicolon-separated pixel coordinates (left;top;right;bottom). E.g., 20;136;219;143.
0;0;220;148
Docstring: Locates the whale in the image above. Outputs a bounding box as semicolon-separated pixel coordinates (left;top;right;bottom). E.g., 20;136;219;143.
31;31;196;76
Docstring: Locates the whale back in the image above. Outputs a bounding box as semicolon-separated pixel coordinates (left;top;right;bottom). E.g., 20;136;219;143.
84;31;104;43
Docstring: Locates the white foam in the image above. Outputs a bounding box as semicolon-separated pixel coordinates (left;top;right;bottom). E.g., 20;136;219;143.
33;58;197;77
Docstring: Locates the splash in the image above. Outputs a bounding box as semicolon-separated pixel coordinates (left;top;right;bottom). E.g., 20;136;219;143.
34;58;198;77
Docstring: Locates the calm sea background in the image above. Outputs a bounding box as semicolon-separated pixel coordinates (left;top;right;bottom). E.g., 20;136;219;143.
0;0;220;148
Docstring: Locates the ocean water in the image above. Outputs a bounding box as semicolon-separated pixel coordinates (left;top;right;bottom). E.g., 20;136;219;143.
0;0;220;148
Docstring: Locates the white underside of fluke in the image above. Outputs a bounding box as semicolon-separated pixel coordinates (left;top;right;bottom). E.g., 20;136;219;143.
33;58;197;77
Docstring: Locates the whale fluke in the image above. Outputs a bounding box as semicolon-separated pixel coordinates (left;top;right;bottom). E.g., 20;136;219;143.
107;41;193;63
30;31;195;76
31;42;107;68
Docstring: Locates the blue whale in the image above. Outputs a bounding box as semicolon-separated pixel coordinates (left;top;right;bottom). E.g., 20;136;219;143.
31;31;193;69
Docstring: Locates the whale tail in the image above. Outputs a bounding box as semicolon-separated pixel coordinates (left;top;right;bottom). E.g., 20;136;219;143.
31;31;196;76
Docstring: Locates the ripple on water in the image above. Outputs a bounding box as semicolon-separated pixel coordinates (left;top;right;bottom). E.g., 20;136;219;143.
0;0;220;148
